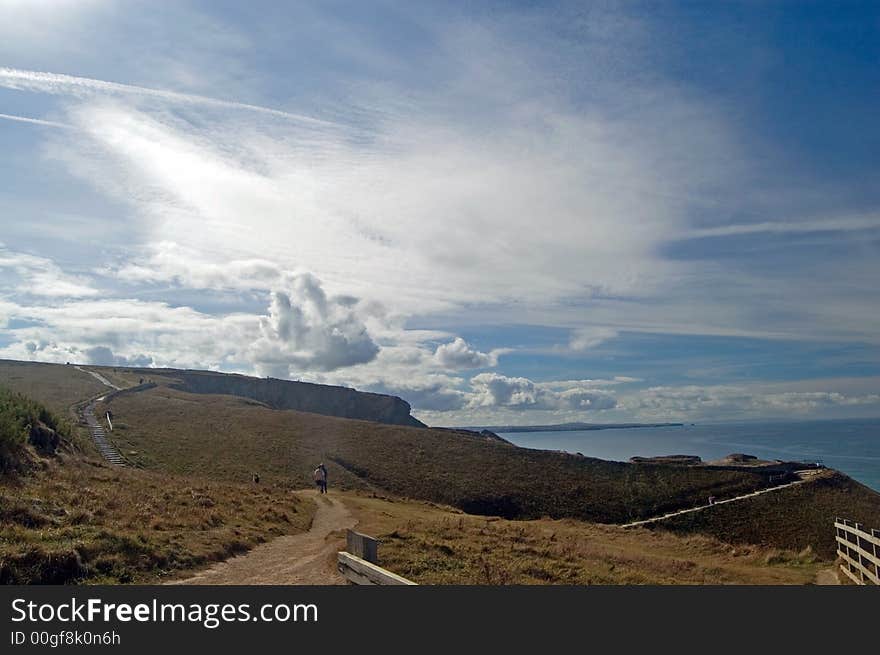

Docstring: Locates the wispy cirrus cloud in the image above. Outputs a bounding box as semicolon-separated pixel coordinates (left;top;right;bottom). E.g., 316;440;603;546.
684;213;880;239
0;67;338;128
0;112;70;129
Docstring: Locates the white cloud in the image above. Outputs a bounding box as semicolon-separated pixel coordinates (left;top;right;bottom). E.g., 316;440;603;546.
83;345;153;367
109;241;286;290
0;66;335;127
248;274;379;374
35;35;724;319
0;112;70;129
625;385;880;421
568;326;618;351
684;213;880;239
432;337;505;369
0;246;99;298
367;380;469;412
468;373;617;411
0;297;245;368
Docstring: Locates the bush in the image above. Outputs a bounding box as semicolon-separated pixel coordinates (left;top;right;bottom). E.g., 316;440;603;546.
0;386;69;473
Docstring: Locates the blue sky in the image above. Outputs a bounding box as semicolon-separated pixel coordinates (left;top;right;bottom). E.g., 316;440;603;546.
1;1;879;424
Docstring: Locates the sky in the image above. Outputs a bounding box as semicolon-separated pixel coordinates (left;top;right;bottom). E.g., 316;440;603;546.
1;0;879;426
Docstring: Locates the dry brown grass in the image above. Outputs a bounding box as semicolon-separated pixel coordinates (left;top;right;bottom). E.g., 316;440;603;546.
0;360;105;416
0;454;315;584
342;493;823;585
656;471;880;558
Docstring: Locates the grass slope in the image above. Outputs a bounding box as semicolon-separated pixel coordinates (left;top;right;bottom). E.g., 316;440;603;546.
654;471;880;559
104;385;780;524
0;383;315;584
1;459;314;584
344;494;822;585
0;360;105;416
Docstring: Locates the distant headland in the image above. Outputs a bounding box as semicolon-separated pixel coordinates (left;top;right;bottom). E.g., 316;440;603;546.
464;421;686;433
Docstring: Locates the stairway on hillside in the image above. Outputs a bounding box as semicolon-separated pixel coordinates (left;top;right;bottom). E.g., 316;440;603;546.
81;398;127;467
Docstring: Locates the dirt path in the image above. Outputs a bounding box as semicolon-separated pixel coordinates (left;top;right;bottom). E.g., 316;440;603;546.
170;491;357;585
814;568;840;585
621;477;810;528
75;366;122;391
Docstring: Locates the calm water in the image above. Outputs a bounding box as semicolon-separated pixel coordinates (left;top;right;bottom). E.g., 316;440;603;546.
499;418;880;492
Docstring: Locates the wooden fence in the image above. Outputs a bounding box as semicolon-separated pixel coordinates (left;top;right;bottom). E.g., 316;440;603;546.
834;518;879;585
337;530;417;586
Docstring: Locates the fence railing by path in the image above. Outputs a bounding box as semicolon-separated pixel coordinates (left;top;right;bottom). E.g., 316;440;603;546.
834;518;879;585
337;530;417;586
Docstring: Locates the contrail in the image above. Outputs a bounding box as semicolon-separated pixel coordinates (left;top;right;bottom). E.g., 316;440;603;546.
0;67;339;129
686;214;880;238
0;112;71;129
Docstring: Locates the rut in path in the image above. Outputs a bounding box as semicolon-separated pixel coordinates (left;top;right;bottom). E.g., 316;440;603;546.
170;491;357;585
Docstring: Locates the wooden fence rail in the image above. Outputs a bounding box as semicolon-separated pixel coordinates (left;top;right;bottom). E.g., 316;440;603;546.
834;518;880;585
337;530;417;586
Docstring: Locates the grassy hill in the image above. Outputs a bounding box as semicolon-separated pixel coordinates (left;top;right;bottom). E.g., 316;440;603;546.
3;358;878;573
102;384;783;524
0;360;105;416
654;471;880;558
0;383;314;584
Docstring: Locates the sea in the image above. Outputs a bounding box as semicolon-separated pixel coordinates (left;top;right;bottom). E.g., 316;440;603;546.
498;418;880;493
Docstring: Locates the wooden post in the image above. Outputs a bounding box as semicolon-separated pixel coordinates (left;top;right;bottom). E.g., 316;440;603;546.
346;529;379;564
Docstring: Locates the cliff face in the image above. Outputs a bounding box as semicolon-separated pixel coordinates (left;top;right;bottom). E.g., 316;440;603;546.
160;370;425;427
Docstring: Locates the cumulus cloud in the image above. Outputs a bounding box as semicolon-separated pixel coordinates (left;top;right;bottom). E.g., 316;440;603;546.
432;337;504;369
468;373;617;411
248;273;379;374
0;297;245;368
84;345;153;367
366;380;469;412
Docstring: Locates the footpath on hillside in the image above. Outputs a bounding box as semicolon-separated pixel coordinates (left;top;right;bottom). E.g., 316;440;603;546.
170;491;356;585
621;471;822;528
74;366;128;466
75;366;122;391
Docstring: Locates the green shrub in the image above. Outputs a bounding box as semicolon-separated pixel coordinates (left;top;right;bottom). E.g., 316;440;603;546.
0;386;69;472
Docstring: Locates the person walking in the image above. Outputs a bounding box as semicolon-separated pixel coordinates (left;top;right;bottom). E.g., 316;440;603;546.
314;463;328;494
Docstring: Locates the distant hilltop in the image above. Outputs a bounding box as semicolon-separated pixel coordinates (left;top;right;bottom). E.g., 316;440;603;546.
464;421;685;433
152;368;426;428
0;359;425;428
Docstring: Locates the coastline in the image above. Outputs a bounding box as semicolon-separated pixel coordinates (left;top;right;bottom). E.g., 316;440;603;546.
497;418;880;493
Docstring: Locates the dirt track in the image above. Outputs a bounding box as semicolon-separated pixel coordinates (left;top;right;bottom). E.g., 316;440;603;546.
814;568;840;585
170;490;356;585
